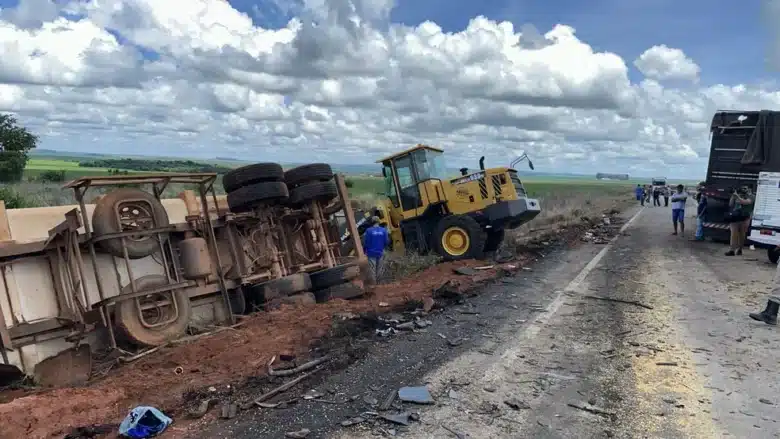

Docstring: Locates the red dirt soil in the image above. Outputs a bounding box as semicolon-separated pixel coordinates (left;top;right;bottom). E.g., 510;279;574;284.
0;258;529;439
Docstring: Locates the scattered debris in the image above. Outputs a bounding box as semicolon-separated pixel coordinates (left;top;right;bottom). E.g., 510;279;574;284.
187;399;215;418
380;412;411;426
250;368;322;408
303;389;325;400
398;386;434;404
583;295;654;310
473;265;495;271
454;267;479;276
759;398;774;405
655;362;679;367
504;398;531;410
285;428;311;438
63;424;118;439
363;395;379;406
423;296;435;312
447;337;464;347
379;389;397;411
483;385;497;393
220;402;238;419
379;302;390;307
567;402;616;418
118;406;172;439
268;355;330;377
341;417;366;427
441;423;467;438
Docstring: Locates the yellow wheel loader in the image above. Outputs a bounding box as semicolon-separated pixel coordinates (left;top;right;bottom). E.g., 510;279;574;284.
343;144;541;261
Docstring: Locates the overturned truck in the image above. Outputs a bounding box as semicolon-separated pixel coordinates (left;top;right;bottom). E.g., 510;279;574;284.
0;163;368;384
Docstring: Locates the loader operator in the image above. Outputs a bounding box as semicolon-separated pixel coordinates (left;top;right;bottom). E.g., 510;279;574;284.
362;216;390;284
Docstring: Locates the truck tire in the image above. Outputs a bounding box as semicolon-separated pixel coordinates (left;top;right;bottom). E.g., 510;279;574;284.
246;273;312;304
483;229;505;253
115;275;192;347
314;282;365;303
288;181;338;206
432;215;486;261
310;262;361;290
227;181;289;212
769;247;780;265
92;188;170;259
285;164;333;188
222;163;284;193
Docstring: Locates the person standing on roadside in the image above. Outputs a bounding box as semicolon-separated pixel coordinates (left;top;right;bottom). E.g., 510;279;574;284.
725;186;754;256
663;186;670;207
671;184;688;236
635;184;644;206
362;216;390;283
692;186;707;241
653;186;661;206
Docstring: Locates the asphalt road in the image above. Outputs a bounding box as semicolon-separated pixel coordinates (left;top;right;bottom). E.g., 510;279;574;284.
197;203;780;438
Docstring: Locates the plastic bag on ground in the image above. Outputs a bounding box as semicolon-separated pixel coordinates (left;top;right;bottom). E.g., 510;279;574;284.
118;406;172;438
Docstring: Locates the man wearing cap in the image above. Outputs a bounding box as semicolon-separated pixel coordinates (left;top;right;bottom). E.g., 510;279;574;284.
362;216;390;283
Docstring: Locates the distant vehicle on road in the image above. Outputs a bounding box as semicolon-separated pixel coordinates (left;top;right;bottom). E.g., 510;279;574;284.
747;171;780;263
651;177;667;187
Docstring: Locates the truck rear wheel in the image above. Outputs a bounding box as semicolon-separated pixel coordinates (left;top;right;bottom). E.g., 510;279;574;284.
432;215;486;261
115;275;192;347
222;163;284;193
287;181;338;206
92;188;170;259
285;164;334;188
227;181;289;212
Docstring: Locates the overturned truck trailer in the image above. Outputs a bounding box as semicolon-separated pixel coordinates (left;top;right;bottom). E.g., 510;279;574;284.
0;164;368;383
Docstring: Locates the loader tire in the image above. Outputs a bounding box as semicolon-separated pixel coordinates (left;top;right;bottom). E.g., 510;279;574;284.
483;229;505;253
227;181;289;212
432;215;486;261
222;163;284;193
310;262;361;290
287;181;338;207
92;188;170;259
285;164;333;188
115;275;192;347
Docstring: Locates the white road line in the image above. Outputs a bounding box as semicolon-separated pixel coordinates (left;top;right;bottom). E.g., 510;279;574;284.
519;206;645;339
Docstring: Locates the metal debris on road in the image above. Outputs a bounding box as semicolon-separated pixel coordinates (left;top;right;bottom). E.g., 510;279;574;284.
504;398;531;410
285;428;311;438
567;402;617;418
379;389;397;411
380;412;411;425
268;355;330;377
341;417;366;427
398;386;434;404
655;362;678;367
582;295;654;310
219;402;238;419
303;389;325;400
759;398;774;405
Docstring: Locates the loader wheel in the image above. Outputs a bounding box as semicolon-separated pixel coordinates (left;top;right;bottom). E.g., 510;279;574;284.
287;181;338;207
245;272;312;307
432;215;486;261
285;163;334;188
92;188;170;259
483;229;505;253
310;262;361;290
227;181;289;212
115;275;192;347
222;162;284;193
769;247;780;265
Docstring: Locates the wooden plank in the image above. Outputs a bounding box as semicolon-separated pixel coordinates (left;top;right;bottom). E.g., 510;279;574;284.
334;174;365;259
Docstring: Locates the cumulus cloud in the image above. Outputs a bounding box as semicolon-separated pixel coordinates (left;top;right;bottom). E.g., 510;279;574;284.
634;45;701;83
0;0;773;176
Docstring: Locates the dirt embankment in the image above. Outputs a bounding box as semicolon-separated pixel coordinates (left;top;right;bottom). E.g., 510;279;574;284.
0;203;630;439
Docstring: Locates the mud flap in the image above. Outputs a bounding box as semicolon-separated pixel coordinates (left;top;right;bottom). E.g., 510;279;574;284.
33;344;92;387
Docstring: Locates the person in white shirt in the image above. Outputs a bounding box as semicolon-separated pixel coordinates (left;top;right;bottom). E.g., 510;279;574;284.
670;184;688;236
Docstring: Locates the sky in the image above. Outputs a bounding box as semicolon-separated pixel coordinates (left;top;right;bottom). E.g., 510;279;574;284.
0;0;778;178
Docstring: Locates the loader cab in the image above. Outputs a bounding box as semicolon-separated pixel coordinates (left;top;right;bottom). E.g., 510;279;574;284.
379;145;448;217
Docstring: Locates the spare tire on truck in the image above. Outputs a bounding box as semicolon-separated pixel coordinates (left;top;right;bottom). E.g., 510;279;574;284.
222;163;284;193
92;188;170;259
115;275;192;347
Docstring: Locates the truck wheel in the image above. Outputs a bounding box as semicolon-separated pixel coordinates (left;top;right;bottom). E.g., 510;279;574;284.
483;229;505;253
115;275;192;347
222;163;284;193
92;188;170;259
769;247;780;265
285;164;334;188
432;215;486;261
227;181;289;212
314;282;365;303
288;181;338;206
310;262;361;290
246;272;312;305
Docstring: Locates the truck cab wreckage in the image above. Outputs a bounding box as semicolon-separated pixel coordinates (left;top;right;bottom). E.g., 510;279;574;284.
0;163;368;385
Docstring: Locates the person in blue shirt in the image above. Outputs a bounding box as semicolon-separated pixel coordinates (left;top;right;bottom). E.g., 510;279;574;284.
362;216;390;283
635;184;644;205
